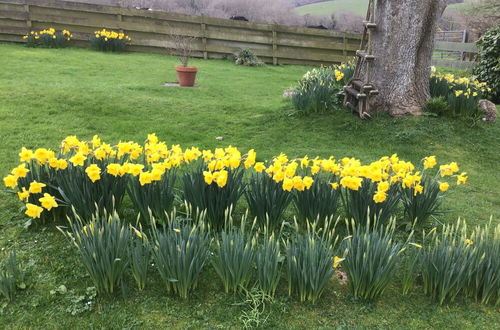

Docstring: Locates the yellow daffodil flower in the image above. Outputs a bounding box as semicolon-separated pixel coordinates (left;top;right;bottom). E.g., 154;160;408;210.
25;203;43;219
333;256;345;268
29;181;46;194
139;171;153;186
17;187;30;201
423;156;437;169
254;162;266;173
85;164;101;183
11;164;29;178
439;182;449;192
39;193;58;210
19;147;34;162
373;190;387;203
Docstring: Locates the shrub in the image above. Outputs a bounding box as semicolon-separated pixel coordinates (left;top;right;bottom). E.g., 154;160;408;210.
340;162;399;224
246;156;317;227
2;135;193;222
150;216;211;299
0;250;25;301
212;217;257;294
235;48;264;66
473;24;500;103
294;173;340;225
429;73;453;98
255;227;282;298
14;157;65;223
127;169;177;222
423;96;450;116
400;156;466;226
245;171;292;229
129;225;151;291
90;29;131;52
429;71;491;119
285;219;338;303
401;242;423;296
23;28;73;48
2;137;468;232
168;30;197;67
58;211;130;295
446;91;483;120
420;220;473;304
463;220;500;305
55;160;127;221
183;165;245;231
400;176;444;226
291;66;344;115
341;217;405;300
337;62;355;85
420;219;500;305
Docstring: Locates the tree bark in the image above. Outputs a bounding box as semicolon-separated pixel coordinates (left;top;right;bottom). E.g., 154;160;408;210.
369;0;448;116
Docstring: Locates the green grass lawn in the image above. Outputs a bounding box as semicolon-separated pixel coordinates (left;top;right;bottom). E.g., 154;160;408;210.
295;0;474;17
0;43;499;328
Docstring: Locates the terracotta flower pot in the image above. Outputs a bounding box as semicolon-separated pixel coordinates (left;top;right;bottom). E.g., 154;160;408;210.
176;66;198;87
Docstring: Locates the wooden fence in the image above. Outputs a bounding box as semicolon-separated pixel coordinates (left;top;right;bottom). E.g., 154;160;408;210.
0;0;478;69
432;41;478;70
0;0;362;66
435;30;468;42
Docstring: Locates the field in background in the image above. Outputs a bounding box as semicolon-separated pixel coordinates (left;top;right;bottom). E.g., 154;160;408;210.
295;0;367;16
295;0;474;17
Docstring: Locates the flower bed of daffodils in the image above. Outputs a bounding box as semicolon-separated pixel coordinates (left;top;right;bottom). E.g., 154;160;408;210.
429;69;492;118
23;28;73;48
4;135;499;309
3;134;467;226
23;28;131;52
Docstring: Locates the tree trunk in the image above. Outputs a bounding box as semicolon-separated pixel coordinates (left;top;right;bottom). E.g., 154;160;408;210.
369;0;448;116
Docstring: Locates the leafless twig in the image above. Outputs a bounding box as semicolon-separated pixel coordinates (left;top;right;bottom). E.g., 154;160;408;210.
167;28;197;67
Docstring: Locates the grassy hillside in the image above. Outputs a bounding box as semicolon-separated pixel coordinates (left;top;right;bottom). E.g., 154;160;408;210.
295;0;368;16
295;0;475;17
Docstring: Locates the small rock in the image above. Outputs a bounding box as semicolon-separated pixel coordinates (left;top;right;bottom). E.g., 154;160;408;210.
282;88;296;98
479;99;497;122
336;270;348;286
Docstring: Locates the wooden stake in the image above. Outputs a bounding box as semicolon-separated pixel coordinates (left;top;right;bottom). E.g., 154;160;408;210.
272;26;278;65
201;15;208;60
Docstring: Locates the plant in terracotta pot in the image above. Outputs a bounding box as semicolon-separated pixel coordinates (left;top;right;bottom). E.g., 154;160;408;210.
169;32;198;87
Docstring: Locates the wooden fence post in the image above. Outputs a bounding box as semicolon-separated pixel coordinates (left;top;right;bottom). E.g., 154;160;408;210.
117;13;124;34
342;31;347;63
461;29;467;61
24;0;31;30
272;25;277;65
201;15;208;60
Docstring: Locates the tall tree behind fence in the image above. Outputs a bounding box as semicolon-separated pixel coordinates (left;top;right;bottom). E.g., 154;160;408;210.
0;0;361;66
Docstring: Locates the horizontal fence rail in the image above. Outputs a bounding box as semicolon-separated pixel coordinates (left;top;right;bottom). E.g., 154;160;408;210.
0;0;478;69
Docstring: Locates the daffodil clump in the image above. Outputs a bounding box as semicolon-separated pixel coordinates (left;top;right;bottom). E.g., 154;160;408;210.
90;29;131;52
429;68;491;118
23;28;73;48
58;212;131;295
418;219;500;305
290;64;353;115
341;217;404;300
3;135;467;228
